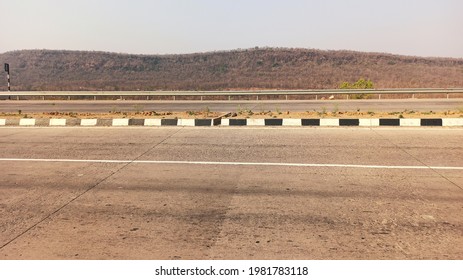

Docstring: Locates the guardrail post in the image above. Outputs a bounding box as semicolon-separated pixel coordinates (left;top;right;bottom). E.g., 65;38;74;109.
285;95;288;100
173;96;175;101
68;95;71;100
256;95;259;101
42;96;45;100
412;93;415;99
447;93;449;99
379;94;381;100
228;95;231;101
346;94;349;100
315;95;317;100
201;96;203;101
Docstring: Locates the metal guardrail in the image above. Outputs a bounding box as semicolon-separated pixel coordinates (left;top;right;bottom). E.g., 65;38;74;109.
1;88;462;100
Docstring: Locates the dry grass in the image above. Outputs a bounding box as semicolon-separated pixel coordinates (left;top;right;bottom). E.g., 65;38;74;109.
230;110;463;119
0;111;223;119
1;110;461;119
1;48;462;91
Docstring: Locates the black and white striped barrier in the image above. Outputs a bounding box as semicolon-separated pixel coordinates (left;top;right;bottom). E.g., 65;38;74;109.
221;118;463;127
0;118;462;127
0;118;221;127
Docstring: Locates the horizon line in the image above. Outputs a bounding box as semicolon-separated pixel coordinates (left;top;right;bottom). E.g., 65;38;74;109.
2;47;463;60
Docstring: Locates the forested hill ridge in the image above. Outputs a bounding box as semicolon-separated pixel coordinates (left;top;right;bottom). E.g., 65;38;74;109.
1;48;462;91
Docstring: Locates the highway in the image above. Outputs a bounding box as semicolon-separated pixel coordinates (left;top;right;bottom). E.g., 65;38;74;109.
0;127;462;259
0;99;462;113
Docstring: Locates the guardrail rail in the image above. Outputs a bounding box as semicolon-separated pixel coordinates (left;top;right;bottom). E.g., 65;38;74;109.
1;88;463;101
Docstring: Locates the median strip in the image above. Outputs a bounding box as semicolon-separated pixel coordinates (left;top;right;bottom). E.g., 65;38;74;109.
0;117;462;127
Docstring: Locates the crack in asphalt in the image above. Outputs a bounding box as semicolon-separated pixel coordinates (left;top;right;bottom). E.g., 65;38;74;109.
371;128;463;192
0;127;185;251
204;172;244;257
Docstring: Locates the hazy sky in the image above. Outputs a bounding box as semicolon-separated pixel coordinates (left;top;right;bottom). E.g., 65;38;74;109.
1;0;462;58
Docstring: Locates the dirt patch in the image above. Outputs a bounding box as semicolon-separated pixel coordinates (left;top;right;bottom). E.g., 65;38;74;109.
228;110;463;119
0;111;224;119
1;110;462;119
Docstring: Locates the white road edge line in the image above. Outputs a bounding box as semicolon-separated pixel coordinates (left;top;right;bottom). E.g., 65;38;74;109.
0;158;462;170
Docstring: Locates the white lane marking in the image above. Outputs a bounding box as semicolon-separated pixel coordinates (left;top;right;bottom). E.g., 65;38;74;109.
0;158;462;170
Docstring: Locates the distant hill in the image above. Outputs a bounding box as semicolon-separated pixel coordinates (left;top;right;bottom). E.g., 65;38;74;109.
1;48;462;91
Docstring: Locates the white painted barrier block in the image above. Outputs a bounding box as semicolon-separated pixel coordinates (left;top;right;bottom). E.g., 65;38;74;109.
282;119;301;126
144;119;161;126
247;119;265;126
178;119;195;126
0;119;5;126
49;119;66;126
112;119;129;126
442;118;463;126
359;119;380;126
320;119;339;126
81;119;97;126
400;119;420;127
20;119;36;126
221;119;230;126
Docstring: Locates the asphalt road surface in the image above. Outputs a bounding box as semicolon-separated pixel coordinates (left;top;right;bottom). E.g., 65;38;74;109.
0;127;462;259
1;99;462;113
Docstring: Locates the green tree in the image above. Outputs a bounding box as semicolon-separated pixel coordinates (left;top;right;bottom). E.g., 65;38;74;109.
339;81;352;89
353;78;374;89
339;78;375;99
339;78;374;89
